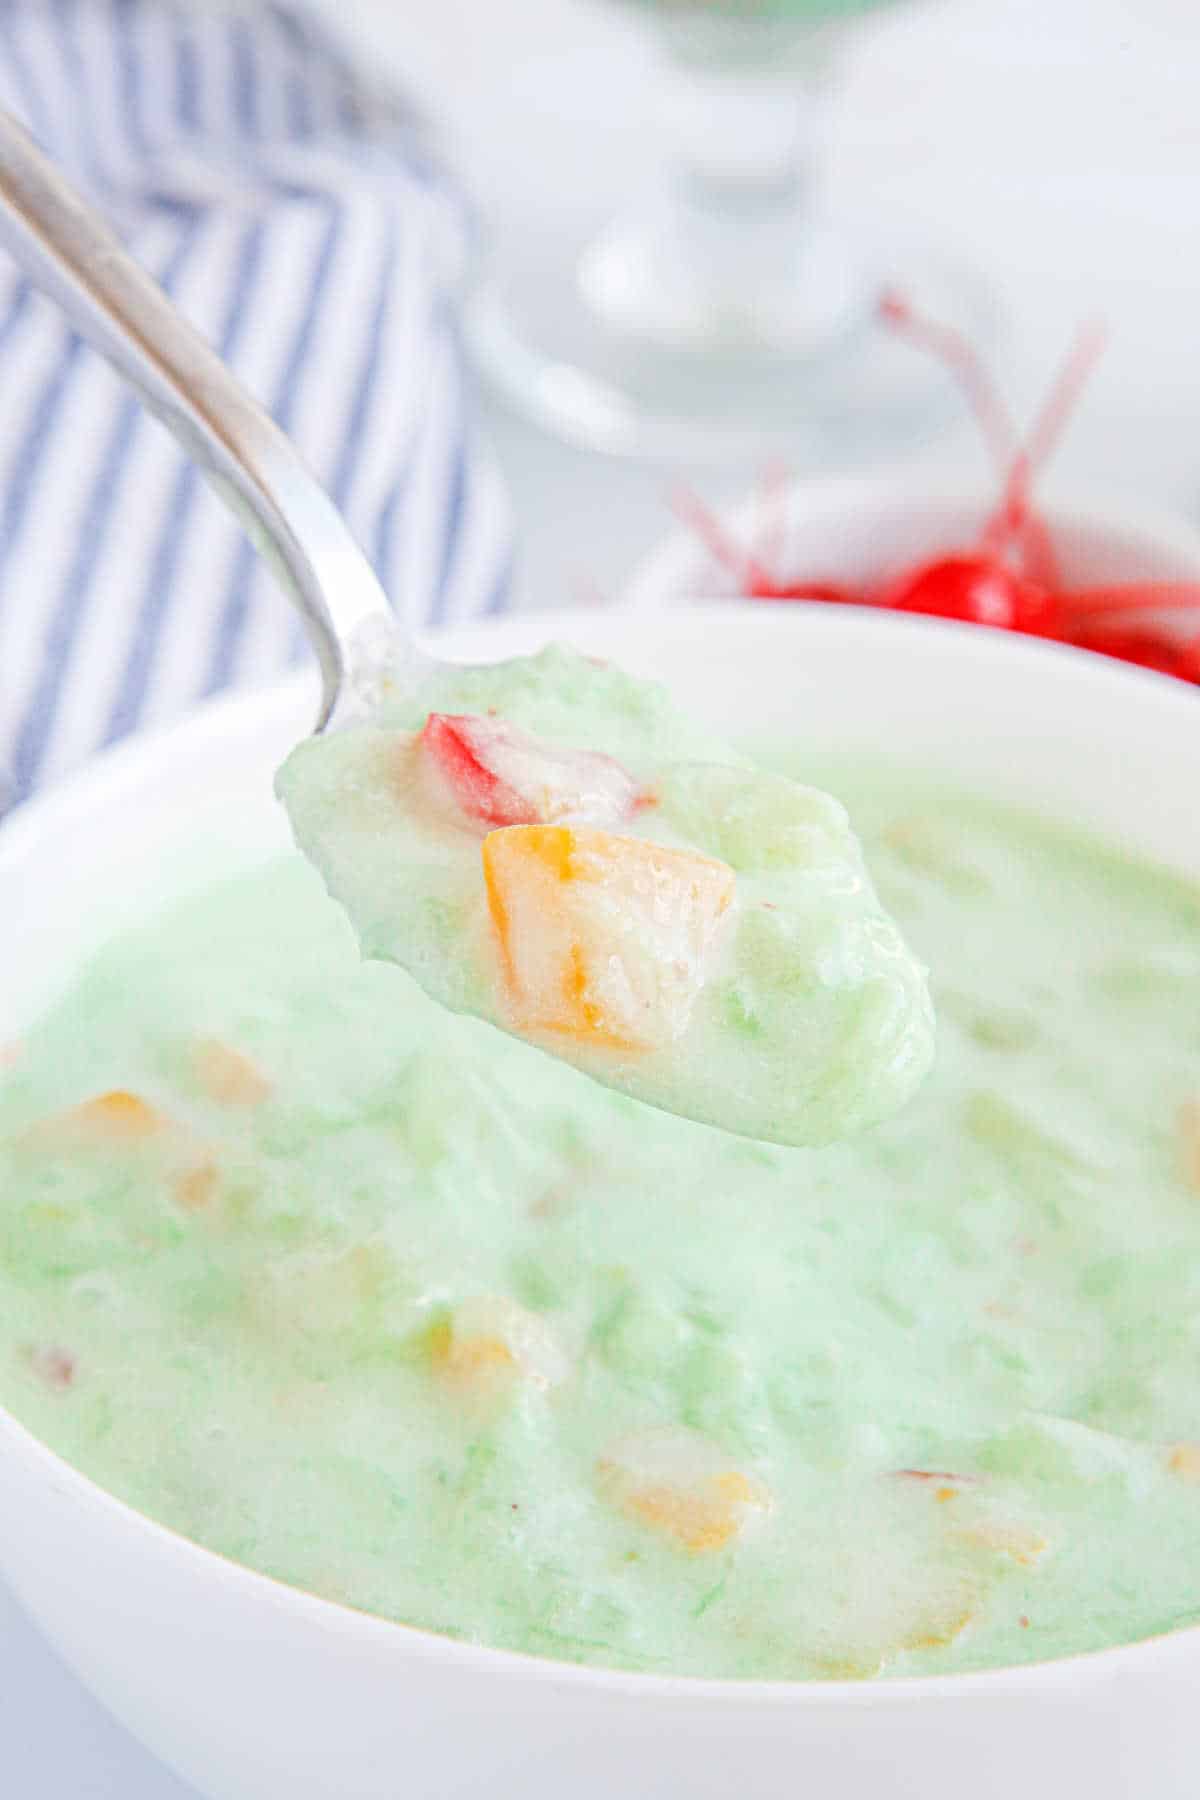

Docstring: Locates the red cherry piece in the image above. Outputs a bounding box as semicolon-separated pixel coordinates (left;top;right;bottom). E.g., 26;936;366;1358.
419;714;640;832
420;714;539;828
876;555;1053;634
1067;627;1200;682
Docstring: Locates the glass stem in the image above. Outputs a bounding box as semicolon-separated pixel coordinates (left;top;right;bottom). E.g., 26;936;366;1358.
579;18;858;354
658;25;815;308
664;45;807;214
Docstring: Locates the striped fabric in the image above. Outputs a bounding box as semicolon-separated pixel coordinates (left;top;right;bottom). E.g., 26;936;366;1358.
0;0;512;809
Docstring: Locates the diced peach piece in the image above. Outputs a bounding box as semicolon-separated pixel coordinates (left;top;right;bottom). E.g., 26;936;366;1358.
427;1297;570;1402
22;1089;167;1151
173;1159;220;1213
419;713;639;832
1167;1442;1200;1481
75;1089;164;1138
436;1328;517;1395
597;1428;770;1554
455;1297;571;1389
20;1089;221;1218
808;1572;979;1676
899;1600;977;1653
191;1038;271;1107
483;825;735;1051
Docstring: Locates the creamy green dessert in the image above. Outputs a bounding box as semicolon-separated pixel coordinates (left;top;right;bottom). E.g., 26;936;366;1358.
3;764;1200;1681
276;648;934;1148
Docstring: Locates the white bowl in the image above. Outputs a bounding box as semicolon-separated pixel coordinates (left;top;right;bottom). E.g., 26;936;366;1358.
623;473;1200;612
4;606;1200;1800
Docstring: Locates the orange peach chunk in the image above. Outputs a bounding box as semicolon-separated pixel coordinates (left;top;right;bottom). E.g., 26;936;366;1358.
173;1160;220;1213
899;1599;978;1653
804;1567;979;1677
426;1298;570;1404
20;1089;220;1216
1167;1442;1200;1481
433;1326;518;1397
597;1428;770;1554
482;825;735;1051
22;1089;167;1151
191;1038;271;1107
73;1089;165;1138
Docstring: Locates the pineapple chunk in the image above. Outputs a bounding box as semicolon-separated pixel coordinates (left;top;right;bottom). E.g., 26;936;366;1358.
420;713;639;832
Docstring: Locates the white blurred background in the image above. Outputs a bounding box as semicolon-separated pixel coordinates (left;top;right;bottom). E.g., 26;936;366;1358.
312;0;1200;608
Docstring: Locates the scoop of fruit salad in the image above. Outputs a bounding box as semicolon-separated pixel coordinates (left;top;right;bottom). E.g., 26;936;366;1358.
277;646;933;1146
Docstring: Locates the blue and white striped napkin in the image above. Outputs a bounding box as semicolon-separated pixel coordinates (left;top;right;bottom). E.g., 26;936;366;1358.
0;0;512;808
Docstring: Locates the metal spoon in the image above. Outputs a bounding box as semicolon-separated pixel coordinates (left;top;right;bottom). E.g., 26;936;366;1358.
0;107;406;731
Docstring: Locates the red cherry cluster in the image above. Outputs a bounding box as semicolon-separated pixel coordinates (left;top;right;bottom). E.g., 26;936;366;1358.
674;294;1200;685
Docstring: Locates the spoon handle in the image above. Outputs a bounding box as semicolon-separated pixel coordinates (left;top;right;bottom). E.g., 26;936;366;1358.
0;108;396;729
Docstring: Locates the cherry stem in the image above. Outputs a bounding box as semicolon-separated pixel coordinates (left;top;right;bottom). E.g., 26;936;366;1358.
993;321;1108;553
1019;321;1108;483
753;459;792;579
880;293;1108;595
1074;623;1200;681
877;288;1017;476
669;485;776;593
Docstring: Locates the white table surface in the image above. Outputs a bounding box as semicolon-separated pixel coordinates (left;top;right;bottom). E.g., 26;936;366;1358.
5;0;1200;1791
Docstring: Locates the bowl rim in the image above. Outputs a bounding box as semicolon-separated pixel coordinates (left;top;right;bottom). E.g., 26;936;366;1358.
5;601;1200;1707
621;471;1200;612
